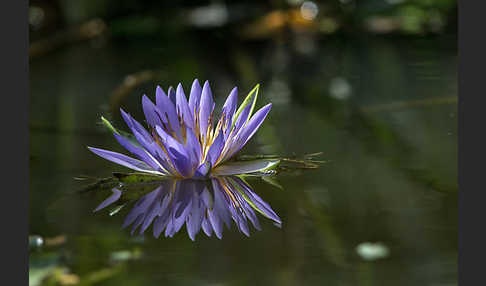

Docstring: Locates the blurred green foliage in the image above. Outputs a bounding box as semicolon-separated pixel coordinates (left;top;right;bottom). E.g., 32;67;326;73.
30;0;456;42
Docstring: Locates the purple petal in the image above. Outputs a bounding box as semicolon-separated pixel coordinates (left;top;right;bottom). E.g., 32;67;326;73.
185;184;203;241
142;95;162;127
165;188;192;237
119;110;175;174
208;209;223;239
155;86;182;140
232;101;252;135
120;108;153;143
239;199;261;231
201;188;212;208
153;211;170;238
94;188;122;212
234;177;281;224
201;216;213;237
211;179;232;228
185;128;202;167
123;193;150;229
140;187;165;233
224;103;272;161
167;86;176;105
221;87;238;140
167;147;192;177
206;131;225;166
88;147;161;174
188;79;202;113
193;161;211;178
155;126;193;176
153;188;174;237
234;209;250;237
130;214;145;235
154;126;187;157
176;83;195;130
199;81;215;141
113;133;163;172
118;111;173;173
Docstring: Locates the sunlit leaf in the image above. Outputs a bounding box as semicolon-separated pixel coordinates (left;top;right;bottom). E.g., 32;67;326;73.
232;84;259;127
211;159;280;176
100;116;138;145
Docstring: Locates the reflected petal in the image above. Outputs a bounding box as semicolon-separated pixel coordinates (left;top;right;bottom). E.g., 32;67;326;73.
94;176;280;240
94;188;122;212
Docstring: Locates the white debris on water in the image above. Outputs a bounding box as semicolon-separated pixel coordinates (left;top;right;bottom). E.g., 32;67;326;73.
356;242;390;261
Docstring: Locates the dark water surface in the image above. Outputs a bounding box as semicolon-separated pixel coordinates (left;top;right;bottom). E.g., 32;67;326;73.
30;34;457;285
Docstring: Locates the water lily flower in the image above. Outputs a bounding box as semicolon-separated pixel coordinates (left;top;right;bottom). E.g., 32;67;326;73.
88;79;279;178
94;177;282;240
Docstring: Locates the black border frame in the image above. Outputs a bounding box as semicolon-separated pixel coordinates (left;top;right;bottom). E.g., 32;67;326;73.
3;0;29;284
458;1;483;285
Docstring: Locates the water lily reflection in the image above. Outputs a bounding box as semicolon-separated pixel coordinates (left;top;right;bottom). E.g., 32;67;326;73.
95;176;281;240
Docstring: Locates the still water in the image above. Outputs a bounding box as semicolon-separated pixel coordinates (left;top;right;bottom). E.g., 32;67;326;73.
30;33;457;285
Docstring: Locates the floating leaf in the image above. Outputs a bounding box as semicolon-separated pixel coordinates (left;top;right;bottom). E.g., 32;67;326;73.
112;172;165;183
211;159;280;176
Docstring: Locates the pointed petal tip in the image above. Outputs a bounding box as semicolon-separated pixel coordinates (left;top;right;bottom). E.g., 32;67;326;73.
156;85;167;97
176;83;185;96
229;86;238;97
119;107;131;119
